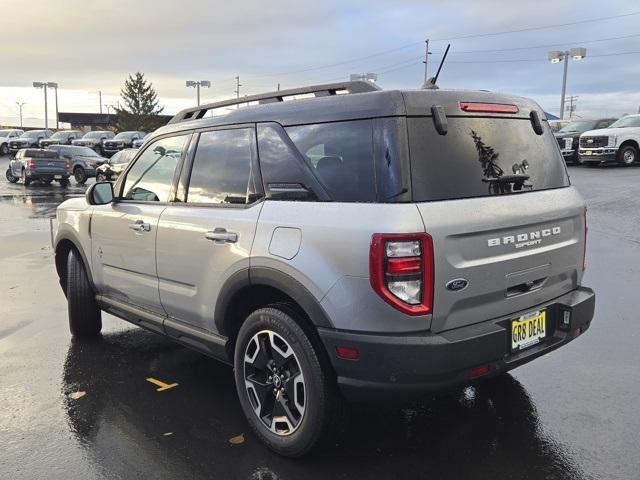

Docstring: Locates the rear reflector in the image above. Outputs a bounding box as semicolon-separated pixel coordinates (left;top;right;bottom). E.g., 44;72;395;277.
335;346;359;360
460;102;519;114
469;365;490;378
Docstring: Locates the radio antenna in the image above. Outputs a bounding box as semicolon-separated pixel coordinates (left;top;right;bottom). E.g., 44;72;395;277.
424;44;451;90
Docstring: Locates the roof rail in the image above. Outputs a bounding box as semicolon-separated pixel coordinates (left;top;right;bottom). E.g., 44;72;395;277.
168;80;381;124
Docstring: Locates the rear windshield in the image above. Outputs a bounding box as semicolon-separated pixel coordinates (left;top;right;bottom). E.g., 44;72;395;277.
408;117;569;202
26;149;58;158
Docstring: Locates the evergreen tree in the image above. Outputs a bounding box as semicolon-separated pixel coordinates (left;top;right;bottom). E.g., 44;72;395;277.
115;72;166;132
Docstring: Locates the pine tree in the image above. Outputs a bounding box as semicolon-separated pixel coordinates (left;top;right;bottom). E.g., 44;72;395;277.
115;72;166;132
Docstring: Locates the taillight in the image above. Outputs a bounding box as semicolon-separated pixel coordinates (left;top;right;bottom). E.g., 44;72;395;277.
459;102;519;114
26;159;36;170
65;160;72;172
370;233;433;315
583;207;588;270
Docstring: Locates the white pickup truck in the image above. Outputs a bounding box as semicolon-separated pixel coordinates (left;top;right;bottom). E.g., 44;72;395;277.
579;114;640;166
0;129;24;155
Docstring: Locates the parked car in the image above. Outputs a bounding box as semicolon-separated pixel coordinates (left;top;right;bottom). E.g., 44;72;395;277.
8;129;54;156
46;145;107;184
555;118;617;164
55;82;594;457
72;130;115;155
6;148;71;186
548;119;571;133
578;114;640;166
95;148;138;182
0;129;24;155
132;133;150;148
102;131;146;156
39;130;84;148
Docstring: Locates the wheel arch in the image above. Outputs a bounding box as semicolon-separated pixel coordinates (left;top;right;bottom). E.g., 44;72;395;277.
54;233;95;296
619;139;639;150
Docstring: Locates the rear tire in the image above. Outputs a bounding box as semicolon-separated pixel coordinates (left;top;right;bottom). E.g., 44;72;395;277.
234;306;346;457
21;169;31;186
74;166;87;184
6;168;18;183
617;144;638;166
0;143;8;155
66;249;102;338
59;178;69;188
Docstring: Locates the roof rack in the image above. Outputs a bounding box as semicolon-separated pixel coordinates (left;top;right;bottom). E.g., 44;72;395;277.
168;80;381;124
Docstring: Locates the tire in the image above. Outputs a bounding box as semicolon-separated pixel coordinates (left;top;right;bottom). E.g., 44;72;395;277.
6;168;18;183
66;249;102;338
617;144;638;166
0;143;8;155
74;166;87;184
234;305;345;457
59;178;69;188
21;169;31;186
96;173;107;183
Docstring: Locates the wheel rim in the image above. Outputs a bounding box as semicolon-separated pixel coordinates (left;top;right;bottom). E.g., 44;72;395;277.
623;149;635;164
243;330;306;436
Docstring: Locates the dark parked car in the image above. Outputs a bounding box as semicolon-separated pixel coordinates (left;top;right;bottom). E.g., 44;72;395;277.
8;130;54;156
6;148;71;186
103;131;147;156
95;148;137;182
555;118;617;164
39;130;84;148
72;131;115;155
46;145;107;184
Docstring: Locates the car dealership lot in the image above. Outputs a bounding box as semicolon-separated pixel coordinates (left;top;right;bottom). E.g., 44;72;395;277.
0;163;639;479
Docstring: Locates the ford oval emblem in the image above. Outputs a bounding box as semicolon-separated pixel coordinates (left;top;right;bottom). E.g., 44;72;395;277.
446;278;469;292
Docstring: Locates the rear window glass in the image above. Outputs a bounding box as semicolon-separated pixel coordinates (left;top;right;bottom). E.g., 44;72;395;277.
408;117;569;202
286;120;376;202
27;149;58;158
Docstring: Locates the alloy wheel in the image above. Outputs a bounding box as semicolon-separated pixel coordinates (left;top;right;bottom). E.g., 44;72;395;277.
623;149;636;165
243;330;306;436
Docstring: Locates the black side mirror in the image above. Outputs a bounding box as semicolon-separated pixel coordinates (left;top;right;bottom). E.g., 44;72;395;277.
86;182;114;205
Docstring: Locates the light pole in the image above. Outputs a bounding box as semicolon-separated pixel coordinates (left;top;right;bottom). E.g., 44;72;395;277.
16;102;26;128
186;80;211;106
33;81;58;129
548;48;586;120
104;104;111;115
47;82;59;129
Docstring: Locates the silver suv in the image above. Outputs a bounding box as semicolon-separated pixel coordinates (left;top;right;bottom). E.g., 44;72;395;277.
54;81;595;457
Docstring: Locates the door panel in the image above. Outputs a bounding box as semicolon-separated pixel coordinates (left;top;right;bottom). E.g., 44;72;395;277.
91;203;166;315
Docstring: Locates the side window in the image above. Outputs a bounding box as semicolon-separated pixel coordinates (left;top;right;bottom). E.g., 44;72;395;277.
122;135;188;202
186;128;255;205
285;120;376;202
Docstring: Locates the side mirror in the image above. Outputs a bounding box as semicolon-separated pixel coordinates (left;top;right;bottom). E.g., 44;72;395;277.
86;182;114;205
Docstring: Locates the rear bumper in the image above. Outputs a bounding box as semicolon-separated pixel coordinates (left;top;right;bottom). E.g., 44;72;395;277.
26;170;70;178
319;286;595;404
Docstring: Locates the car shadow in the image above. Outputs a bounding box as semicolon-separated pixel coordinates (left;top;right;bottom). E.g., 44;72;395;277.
62;328;591;480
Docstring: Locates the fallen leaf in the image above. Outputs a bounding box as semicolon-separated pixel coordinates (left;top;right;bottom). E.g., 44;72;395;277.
229;433;245;445
68;391;86;400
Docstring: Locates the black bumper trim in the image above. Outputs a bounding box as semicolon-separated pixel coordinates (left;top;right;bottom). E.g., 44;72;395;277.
318;286;595;403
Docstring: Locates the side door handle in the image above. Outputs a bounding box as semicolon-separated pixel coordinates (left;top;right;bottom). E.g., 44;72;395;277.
129;220;151;232
205;228;238;244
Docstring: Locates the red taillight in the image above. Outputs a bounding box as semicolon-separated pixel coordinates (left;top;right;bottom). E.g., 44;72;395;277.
26;159;36;169
369;233;433;316
583;207;588;270
459;102;519;114
65;160;72;172
469;365;490;379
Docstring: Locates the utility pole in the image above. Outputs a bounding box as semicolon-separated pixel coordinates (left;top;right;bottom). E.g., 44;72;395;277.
566;95;579;118
235;76;242;109
421;39;431;89
99;90;102;114
16;102;26;128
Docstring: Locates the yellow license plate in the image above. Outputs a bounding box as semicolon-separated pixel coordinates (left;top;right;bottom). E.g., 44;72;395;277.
583;150;593;156
511;310;546;351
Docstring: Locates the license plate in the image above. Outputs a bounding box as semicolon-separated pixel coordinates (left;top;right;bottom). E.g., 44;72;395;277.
564;138;572;149
511;310;546;351
54;175;62;179
583;150;593;156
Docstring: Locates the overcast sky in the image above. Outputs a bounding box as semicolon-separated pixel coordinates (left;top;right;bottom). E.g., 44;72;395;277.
1;0;639;126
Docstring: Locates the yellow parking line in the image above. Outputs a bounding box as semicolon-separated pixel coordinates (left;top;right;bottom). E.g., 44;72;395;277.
146;377;179;391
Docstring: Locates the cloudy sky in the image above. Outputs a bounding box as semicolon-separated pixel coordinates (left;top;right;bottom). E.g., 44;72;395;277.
1;0;639;127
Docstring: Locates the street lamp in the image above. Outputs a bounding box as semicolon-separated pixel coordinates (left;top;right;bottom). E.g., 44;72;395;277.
16;102;26;128
33;81;58;129
350;73;378;83
548;48;587;120
186;80;211;106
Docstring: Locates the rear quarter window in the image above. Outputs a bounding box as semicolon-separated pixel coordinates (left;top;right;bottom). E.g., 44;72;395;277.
408;117;569;202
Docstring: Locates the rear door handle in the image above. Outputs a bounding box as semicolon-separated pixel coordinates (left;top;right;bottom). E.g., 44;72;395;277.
205;228;238;243
129;220;151;232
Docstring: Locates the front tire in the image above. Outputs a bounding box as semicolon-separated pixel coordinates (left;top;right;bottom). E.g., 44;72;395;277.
617;144;638;166
234;306;345;457
66;249;102;338
74;166;87;184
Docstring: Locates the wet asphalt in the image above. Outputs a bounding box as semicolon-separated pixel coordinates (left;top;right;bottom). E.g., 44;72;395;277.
1;157;639;480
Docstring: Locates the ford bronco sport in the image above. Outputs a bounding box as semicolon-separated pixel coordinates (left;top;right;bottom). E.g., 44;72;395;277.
54;81;595;457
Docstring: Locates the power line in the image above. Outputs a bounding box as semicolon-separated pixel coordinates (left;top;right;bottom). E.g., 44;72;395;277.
432;11;640;41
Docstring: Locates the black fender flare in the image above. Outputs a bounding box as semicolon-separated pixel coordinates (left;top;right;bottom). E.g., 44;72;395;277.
214;266;334;336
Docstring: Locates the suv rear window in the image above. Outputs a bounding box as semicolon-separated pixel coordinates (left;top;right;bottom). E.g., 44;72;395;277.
25;149;58;158
408;117;569;202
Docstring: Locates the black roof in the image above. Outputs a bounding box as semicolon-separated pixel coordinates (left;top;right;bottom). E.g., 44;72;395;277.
155;83;544;140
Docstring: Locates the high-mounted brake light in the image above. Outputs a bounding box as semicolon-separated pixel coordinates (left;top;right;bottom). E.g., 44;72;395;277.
370;233;433;316
459;102;519;114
